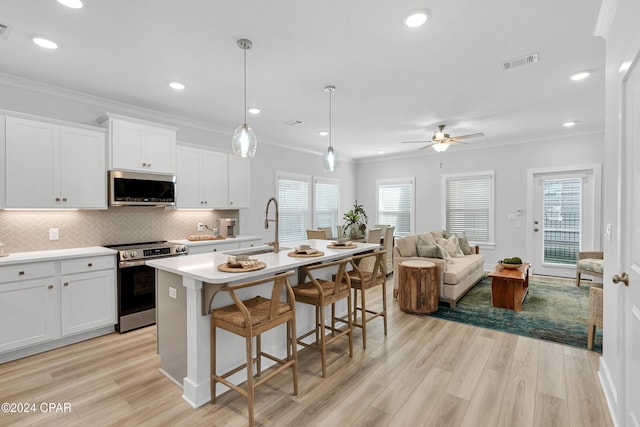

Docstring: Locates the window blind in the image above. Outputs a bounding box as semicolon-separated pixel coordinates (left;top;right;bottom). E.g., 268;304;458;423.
277;173;311;242
542;177;581;265
377;179;414;236
444;174;493;243
314;178;340;238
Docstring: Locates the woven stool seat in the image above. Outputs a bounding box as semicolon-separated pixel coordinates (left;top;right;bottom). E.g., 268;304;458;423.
212;296;292;328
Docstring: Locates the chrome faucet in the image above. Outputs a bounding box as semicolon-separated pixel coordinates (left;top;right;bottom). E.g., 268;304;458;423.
264;197;280;252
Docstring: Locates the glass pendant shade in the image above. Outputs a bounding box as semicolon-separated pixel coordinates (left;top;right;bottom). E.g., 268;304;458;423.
323;146;338;171
232;123;257;158
433;142;449;152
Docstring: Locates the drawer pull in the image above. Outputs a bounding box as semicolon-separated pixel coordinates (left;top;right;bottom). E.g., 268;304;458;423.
48;285;53;289
87;263;93;267
64;282;69;287
19;271;25;276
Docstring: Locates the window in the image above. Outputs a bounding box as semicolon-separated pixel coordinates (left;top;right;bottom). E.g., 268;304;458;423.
276;172;311;242
314;178;340;238
376;178;414;236
542;177;581;265
442;171;494;245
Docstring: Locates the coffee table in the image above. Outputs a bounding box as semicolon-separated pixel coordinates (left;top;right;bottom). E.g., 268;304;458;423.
488;263;530;311
397;260;438;314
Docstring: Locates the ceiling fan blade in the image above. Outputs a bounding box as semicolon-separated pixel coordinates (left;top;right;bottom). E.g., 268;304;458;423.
450;132;485;141
418;143;435;150
401;140;430;144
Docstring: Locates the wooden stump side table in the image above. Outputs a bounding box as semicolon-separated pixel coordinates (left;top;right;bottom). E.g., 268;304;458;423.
398;260;438;314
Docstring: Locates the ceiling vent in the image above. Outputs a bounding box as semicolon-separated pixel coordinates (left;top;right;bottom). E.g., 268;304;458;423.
284;119;304;127
501;52;539;71
0;22;13;40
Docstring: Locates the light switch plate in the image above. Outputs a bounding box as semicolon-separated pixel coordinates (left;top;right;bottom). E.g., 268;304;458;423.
49;228;59;240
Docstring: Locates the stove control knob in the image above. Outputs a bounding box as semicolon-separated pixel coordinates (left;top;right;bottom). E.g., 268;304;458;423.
176;245;187;253
121;252;128;259
130;251;138;258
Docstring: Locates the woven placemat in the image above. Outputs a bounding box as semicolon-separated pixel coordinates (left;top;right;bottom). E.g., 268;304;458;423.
287;251;324;258
217;261;267;273
327;244;357;249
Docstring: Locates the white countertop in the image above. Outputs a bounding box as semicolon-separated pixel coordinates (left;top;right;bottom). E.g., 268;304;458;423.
0;246;117;265
147;239;380;284
169;235;262;247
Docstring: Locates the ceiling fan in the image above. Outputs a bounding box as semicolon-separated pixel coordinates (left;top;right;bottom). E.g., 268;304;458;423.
402;124;485;152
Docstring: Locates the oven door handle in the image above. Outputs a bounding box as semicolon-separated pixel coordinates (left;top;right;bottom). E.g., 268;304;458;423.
119;260;149;268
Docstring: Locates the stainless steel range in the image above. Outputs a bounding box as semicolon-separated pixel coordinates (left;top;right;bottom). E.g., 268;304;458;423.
105;241;188;333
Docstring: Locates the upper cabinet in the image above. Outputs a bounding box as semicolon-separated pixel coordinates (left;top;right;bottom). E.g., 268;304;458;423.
176;145;228;209
228;155;250;208
176;144;250;209
4;115;107;209
99;113;177;175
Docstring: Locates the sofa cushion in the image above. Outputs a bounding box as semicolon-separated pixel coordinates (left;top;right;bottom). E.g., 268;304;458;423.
442;254;485;284
397;235;418;257
437;236;465;257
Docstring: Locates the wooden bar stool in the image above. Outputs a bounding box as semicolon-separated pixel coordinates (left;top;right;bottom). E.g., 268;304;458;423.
346;250;387;348
293;258;353;377
210;270;298;427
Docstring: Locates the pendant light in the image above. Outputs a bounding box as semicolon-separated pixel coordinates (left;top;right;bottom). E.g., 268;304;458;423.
323;85;338;171
232;39;257;158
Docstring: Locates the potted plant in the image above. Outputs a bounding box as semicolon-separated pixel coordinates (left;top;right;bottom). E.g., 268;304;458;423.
342;201;368;239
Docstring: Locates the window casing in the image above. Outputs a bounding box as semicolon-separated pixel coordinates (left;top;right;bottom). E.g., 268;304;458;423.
442;171;495;246
376;178;415;236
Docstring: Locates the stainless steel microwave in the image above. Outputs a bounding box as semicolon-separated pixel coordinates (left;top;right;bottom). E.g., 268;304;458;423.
108;171;176;207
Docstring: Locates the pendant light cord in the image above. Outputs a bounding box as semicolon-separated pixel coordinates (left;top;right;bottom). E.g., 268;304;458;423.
243;46;247;125
328;89;332;148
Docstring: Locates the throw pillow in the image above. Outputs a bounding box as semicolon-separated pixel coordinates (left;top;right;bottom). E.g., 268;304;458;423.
417;232;436;245
397;236;418;257
431;229;446;239
435;243;454;263
437;236;465;257
417;241;440;258
452;232;472;255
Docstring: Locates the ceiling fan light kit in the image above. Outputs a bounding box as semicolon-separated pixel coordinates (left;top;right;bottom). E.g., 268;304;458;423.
401;123;484;152
323;85;338;171
231;38;258;158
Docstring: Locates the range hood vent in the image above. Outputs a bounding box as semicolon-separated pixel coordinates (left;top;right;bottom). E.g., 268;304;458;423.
0;22;13;40
501;52;539;71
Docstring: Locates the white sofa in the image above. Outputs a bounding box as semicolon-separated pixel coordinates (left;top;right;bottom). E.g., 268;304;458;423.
393;230;485;308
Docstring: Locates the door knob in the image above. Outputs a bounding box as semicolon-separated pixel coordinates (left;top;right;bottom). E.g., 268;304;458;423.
533;228;539;232
612;272;629;286
534;220;539;225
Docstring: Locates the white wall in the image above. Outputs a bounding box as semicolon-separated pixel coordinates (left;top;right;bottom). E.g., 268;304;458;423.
355;133;604;268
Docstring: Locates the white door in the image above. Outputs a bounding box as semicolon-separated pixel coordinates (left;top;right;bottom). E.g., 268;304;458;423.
529;167;601;277
622;56;640;427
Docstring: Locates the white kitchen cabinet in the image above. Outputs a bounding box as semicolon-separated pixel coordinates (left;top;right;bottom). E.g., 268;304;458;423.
228;155;250;208
103;114;177;174
0;253;116;357
4;116;106;209
181;238;261;255
176;145;228;208
61;269;115;336
0;262;58;353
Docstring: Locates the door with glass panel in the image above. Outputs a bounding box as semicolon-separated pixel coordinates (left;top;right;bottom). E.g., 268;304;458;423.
530;167;600;277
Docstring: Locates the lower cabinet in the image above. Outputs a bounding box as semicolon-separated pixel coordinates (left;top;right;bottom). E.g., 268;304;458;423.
0;255;116;356
0;278;58;353
61;269;115;336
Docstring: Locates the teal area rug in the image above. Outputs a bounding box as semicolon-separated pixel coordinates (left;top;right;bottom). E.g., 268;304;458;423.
429;278;602;352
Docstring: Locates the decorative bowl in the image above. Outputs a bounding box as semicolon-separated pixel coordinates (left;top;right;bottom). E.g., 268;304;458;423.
499;261;523;269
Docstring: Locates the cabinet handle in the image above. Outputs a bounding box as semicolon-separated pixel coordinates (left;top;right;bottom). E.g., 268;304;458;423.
64;282;69;287
48;284;53;289
19;271;25;276
55;197;60;202
87;262;93;267
230;201;234;205
142;162;147;167
62;198;67;202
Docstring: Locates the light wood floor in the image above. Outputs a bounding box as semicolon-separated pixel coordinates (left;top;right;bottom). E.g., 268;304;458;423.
0;277;612;427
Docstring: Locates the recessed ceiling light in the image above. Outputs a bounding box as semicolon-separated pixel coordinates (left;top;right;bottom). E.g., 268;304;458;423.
57;0;83;8
248;107;260;114
32;36;58;49
168;81;185;90
404;11;428;28
319;130;329;136
563;121;577;127
569;71;590;81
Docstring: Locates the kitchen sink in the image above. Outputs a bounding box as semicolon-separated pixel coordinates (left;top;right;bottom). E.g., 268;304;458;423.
225;246;291;256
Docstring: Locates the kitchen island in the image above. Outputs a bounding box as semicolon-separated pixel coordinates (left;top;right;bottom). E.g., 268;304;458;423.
146;239;380;408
